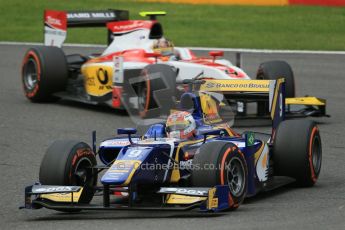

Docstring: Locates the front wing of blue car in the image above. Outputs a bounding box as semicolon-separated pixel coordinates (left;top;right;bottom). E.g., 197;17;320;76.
21;184;233;212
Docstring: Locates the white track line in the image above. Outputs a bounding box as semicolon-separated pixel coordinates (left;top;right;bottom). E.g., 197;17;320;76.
190;47;345;55
1;41;345;55
0;41;106;48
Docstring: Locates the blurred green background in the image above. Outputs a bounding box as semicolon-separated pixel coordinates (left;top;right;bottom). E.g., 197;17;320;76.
0;0;344;50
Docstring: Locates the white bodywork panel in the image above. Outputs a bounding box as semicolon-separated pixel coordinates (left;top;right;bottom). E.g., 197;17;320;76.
167;61;250;81
44;26;66;47
103;29;155;55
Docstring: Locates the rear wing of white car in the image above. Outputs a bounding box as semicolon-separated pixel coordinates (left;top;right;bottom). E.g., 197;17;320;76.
44;9;129;47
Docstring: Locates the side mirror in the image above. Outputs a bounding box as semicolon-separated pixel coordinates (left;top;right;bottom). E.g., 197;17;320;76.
117;128;137;144
209;51;224;62
199;129;222;143
145;52;161;63
117;128;137;135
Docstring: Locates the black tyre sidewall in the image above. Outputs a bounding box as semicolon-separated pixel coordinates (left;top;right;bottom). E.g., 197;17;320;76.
22;46;68;102
273;120;322;187
22;49;42;100
256;61;295;116
256;60;295;98
39;140;97;204
191;141;248;210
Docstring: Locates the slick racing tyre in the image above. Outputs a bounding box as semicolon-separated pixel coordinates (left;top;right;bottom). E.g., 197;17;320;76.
256;60;295;116
273;120;322;187
22;46;68;102
191;141;248;210
137;64;177;118
39;140;97;207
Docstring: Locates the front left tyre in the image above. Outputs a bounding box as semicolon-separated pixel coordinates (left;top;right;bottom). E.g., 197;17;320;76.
39;140;98;205
22;46;68;102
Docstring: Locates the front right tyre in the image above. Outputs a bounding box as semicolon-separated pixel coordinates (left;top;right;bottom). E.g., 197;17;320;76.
191;141;248;210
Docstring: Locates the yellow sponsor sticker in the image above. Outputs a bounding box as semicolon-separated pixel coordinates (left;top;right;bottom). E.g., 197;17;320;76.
286;97;325;106
81;64;113;96
200;80;270;92
209;198;218;209
166;194;207;204
108;160;142;186
40;188;83;203
207;187;218;209
199;92;223;124
108;160;141;172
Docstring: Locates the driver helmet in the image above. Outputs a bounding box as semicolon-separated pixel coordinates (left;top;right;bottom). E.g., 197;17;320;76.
166;111;196;139
153;37;174;56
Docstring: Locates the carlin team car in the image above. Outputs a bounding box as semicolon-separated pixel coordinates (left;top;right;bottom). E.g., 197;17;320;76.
21;77;322;213
21;9;327;118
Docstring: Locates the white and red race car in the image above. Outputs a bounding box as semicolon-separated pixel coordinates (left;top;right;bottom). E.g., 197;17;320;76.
22;9;326;118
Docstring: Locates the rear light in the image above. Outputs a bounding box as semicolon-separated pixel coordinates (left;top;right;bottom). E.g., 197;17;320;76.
112;86;122;108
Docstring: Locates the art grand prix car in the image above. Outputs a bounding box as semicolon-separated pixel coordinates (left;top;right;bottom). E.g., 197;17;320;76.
21;9;328;118
21;78;322;213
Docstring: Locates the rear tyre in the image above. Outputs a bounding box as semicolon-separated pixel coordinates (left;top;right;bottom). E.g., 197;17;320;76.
137;64;177;118
273;120;322;187
191;141;248;210
39;140;97;208
256;60;295;115
22;46;68;102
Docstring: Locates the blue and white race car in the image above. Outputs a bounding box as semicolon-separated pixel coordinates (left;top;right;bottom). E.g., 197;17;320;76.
21;76;322;213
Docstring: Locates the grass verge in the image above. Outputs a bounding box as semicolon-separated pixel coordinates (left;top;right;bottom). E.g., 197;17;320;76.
0;0;344;50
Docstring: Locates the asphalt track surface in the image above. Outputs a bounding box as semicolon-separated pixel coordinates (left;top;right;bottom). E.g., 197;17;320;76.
1;44;345;230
